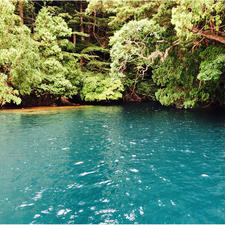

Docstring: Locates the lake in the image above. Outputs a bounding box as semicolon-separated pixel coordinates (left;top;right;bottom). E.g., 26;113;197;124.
0;104;224;223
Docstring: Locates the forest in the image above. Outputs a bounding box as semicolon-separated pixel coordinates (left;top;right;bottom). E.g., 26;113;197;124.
1;0;225;109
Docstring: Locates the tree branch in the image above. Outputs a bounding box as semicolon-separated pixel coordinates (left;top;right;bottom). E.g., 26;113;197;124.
190;27;225;45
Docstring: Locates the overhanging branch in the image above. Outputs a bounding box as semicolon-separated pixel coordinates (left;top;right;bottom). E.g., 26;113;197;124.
190;27;225;45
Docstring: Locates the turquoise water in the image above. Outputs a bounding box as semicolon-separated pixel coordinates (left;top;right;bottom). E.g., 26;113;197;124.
0;104;225;224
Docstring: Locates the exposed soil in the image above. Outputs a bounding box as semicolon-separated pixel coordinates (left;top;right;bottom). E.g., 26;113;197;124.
0;105;91;114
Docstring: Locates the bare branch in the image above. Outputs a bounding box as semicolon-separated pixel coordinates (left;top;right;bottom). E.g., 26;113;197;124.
192;37;205;52
189;27;225;45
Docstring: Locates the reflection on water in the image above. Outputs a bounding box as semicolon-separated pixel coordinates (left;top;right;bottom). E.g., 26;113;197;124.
0;104;225;223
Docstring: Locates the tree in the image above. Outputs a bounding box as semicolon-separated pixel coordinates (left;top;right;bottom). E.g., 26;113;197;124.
110;19;165;101
0;0;41;106
171;0;225;44
34;7;79;99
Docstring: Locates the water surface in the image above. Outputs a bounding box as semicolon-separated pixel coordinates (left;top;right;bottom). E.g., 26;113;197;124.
0;104;225;223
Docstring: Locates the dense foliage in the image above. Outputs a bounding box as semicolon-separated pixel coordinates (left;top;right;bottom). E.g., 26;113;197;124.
1;0;225;108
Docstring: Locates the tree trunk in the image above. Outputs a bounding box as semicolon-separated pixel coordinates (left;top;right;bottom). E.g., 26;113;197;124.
93;10;96;34
87;19;91;42
80;59;83;70
73;1;77;45
80;2;85;41
79;1;84;69
73;33;76;45
19;1;24;24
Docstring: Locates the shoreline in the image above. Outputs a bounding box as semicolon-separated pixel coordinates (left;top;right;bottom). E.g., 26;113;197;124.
0;105;92;114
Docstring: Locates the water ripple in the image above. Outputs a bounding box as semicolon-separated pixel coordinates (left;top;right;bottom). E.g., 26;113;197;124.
0;104;225;224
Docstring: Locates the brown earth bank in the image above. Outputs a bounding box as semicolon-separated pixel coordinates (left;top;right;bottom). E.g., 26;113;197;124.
0;105;92;114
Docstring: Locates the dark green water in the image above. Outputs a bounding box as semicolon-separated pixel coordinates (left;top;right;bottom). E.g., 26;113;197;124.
0;104;225;224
